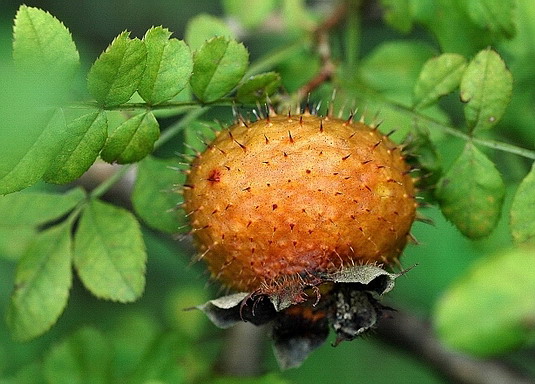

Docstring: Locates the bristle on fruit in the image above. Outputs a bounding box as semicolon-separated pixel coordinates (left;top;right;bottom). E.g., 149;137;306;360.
183;111;416;303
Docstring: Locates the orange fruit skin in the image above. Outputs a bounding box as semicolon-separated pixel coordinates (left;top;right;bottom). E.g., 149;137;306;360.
183;113;416;294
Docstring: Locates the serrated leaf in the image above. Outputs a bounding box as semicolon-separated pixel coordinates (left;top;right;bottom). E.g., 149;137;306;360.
132;156;187;233
44;111;108;184
460;49;513;132
43;327;112;384
87;31;147;107
436;142;505;238
222;0;277;29
0;187;84;260
13;5;79;80
510;163;535;245
413;53;467;109
100;112;159;164
462;0;516;39
379;0;413;33
434;247;535;356
138;27;193;105
185;14;234;51
0;108;68;194
236;72;281;103
6;221;73;341
0;188;85;227
74;199;146;302
190;36;249;102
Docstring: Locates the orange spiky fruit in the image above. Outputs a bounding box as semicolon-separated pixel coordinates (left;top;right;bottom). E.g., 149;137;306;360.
183;111;416;301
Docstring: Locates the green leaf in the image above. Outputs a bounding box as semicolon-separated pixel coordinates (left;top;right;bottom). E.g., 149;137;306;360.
222;0;277;29
138;27;193;105
87;31;147;107
6;221;73;341
379;0;413;33
43;327;112;384
44;111;108;184
0;188;85;227
462;0;516;39
13;5;79;80
436;142;505;239
0;108;68;194
359;41;436;101
100;112;159;164
510;163;535;245
185;14;234;51
190;36;249;102
236;72;281;104
0;188;85;260
460;49;513;132
413;53;467;109
74;199;146;302
434;247;535;356
132;156;187;233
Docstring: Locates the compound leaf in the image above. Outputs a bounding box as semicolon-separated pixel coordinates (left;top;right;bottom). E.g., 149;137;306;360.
460;49;513;133
74;199;146;302
6;221;73;341
100;112;159;164
13;5;79;81
139;27;193;105
413;53;467;109
190;36;249;102
236;72;281;104
44;110;108;184
434;247;535;356
87;31;147;107
132;156;187;233
510;163;535;245
436;142;505;239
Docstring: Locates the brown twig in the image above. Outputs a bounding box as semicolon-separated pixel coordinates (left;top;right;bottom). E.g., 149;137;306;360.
375;310;535;384
295;2;349;101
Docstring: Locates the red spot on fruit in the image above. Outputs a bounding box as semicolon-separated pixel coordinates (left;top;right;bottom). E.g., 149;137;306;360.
207;169;221;183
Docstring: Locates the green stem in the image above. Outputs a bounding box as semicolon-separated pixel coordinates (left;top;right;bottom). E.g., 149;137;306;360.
89;164;132;199
357;87;535;161
156;107;208;149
